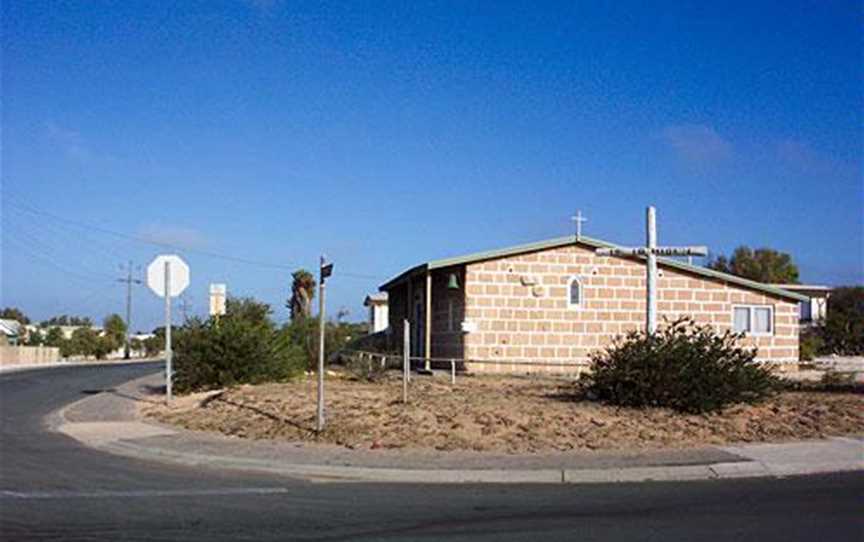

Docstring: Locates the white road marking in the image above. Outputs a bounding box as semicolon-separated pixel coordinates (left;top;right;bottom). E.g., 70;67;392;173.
0;487;291;499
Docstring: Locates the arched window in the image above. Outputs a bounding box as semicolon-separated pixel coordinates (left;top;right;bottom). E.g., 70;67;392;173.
567;276;583;309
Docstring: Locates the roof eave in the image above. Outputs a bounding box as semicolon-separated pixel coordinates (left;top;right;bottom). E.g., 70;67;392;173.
658;258;810;302
379;263;429;292
378;235;808;303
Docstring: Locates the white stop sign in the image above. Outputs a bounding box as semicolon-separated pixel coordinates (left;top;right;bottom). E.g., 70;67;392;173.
147;255;190;298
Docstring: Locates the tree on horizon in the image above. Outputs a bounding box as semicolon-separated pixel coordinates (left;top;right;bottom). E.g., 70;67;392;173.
708;246;800;284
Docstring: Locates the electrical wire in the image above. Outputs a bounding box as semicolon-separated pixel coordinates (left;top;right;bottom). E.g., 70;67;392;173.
5;196;387;281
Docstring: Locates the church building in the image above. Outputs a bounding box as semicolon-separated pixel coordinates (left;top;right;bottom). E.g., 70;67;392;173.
379;234;806;374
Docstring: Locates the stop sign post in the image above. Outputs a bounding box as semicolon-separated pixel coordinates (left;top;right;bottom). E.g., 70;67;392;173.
147;255;190;402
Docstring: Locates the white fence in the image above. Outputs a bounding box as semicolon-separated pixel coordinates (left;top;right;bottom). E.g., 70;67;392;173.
0;346;61;367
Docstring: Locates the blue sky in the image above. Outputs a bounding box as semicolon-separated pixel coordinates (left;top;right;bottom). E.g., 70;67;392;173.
2;1;861;330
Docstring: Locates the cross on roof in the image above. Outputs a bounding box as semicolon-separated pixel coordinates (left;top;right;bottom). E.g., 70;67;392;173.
571;210;588;239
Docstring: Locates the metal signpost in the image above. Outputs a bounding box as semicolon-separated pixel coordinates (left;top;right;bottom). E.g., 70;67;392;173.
595;206;707;334
147;255;190;403
316;257;333;433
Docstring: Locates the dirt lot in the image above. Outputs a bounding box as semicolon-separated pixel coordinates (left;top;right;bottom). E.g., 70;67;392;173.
145;373;864;454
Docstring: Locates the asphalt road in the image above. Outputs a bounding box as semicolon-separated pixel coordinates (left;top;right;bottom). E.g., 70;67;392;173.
1;363;862;542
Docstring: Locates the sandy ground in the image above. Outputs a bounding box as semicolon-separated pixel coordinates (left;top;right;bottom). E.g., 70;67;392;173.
145;373;864;454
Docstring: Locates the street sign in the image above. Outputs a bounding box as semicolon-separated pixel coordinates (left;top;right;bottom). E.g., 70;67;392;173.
321;262;333;280
209;283;227;316
147;255;190;298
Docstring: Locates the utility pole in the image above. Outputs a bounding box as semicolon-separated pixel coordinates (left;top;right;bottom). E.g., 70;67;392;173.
178;294;192;322
117;261;142;359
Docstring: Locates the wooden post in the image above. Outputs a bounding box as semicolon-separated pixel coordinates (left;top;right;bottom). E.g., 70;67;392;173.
424;270;432;371
406;280;413;366
403;319;410;403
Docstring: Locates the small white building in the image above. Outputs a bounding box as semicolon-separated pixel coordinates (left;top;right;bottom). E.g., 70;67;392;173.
773;284;831;325
363;292;389;334
0;319;22;345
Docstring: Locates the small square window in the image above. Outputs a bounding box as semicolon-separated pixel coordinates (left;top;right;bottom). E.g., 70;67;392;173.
733;307;750;333
753;307;772;333
732;305;773;335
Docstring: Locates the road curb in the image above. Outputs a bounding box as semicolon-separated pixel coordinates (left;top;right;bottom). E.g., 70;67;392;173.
0;359;161;374
49;372;864;485
86;435;816;485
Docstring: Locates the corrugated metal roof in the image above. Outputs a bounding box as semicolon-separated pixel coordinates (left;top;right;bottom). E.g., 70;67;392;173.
380;235;809;302
0;319;21;337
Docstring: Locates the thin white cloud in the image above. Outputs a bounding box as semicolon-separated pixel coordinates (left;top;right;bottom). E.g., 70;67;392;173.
45;121;115;166
659;124;733;166
137;224;207;250
775;139;855;180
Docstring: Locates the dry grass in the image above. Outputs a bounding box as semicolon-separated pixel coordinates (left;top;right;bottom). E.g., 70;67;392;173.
145;372;864;454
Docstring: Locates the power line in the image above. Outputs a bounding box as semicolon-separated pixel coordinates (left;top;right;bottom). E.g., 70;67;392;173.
6;198;387;281
1;219;120;281
1;232;117;283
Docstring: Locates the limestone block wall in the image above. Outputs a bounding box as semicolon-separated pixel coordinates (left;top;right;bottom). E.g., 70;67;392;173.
461;244;799;374
0;346;62;367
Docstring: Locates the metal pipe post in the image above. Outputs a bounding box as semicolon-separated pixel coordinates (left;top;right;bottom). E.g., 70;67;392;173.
164;261;173;402
316;256;326;432
646;206;658;334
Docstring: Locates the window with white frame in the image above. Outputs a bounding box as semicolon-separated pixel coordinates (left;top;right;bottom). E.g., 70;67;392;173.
567;276;583;308
732;305;773;335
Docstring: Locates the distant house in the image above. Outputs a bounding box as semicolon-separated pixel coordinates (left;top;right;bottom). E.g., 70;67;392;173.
771;284;831;325
380;235;807;374
0;319;22;346
364;292;389;334
56;325;103;340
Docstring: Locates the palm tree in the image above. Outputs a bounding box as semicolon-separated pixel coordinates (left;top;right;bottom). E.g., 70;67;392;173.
288;269;316;321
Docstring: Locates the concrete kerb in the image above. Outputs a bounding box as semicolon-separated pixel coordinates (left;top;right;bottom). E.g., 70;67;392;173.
49;376;864;485
0;357;161;374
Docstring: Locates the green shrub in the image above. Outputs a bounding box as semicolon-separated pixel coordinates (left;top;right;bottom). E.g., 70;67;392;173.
815;286;864;356
93;335;118;360
173;298;305;393
799;327;823;361
142;336;162;357
580;318;780;414
283;317;366;371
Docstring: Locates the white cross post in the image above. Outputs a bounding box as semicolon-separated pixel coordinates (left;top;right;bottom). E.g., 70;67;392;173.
571;210;588;239
595;206;707;334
